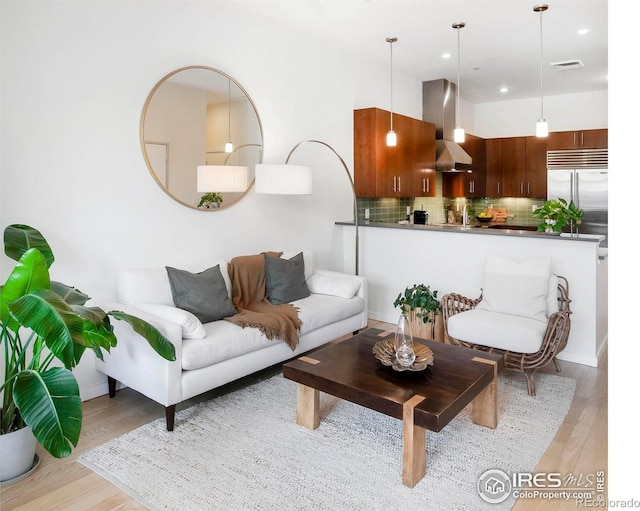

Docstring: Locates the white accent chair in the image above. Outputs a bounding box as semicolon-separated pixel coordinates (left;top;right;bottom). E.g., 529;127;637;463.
441;255;572;396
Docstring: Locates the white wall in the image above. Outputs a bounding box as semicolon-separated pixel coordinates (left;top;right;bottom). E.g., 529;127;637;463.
0;0;424;399
0;0;608;400
472;90;608;138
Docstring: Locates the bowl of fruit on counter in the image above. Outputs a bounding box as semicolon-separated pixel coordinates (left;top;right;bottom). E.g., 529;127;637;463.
476;211;494;223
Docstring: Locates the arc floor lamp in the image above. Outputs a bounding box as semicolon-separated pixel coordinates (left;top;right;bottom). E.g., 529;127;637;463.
255;140;360;275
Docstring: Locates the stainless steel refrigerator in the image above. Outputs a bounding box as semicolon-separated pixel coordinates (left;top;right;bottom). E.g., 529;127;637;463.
547;149;608;247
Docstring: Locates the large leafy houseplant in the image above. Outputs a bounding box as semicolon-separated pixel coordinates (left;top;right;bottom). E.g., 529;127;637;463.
1;224;176;460
393;284;443;341
532;198;584;233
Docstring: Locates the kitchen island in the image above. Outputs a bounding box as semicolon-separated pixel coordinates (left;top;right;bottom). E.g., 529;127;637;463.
336;221;607;367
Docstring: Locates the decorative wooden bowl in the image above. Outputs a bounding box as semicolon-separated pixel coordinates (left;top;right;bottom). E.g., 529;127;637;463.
373;339;434;372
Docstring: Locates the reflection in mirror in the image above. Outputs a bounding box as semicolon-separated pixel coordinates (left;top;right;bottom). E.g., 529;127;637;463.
141;66;263;210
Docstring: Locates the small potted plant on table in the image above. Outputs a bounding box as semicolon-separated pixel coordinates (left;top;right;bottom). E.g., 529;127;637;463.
393;284;444;342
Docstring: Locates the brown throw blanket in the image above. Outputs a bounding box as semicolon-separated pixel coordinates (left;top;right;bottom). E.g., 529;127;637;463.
224;252;302;350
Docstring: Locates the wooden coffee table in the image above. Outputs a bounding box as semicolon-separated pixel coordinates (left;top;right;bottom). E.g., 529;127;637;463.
282;328;504;488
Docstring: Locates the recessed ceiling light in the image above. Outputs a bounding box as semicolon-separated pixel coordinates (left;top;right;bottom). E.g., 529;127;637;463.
442;52;452;59
499;87;509;93
577;28;589;35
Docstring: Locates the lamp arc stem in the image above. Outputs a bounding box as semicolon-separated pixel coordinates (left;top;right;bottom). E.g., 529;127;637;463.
285;139;359;275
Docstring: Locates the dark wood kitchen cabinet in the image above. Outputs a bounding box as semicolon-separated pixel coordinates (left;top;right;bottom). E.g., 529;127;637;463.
524;136;547;198
442;133;486;198
354;108;436;198
485;137;525;197
501;137;526;197
485;138;503;197
547;129;608;150
485;136;546;198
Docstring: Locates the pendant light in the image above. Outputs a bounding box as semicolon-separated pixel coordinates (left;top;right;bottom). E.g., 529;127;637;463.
385;37;397;147
534;4;549;137
453;22;466;143
225;79;233;153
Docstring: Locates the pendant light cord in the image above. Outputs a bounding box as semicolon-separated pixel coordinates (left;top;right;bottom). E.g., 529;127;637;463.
228;79;232;142
539;8;544;119
389;38;394;131
456;26;461;128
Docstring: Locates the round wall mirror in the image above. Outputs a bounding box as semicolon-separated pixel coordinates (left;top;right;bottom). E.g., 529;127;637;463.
140;66;263;210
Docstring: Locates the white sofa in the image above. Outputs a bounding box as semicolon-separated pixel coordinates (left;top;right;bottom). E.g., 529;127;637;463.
94;250;368;430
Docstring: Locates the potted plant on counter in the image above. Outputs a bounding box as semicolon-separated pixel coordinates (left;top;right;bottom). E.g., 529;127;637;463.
532;198;584;233
393;284;444;342
0;224;176;483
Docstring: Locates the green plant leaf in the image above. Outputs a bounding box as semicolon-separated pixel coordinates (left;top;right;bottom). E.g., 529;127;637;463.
108;311;176;361
1;248;50;328
12;367;81;458
51;281;91;305
77;306;117;352
4;224;55;268
8;289;84;369
392;284;441;322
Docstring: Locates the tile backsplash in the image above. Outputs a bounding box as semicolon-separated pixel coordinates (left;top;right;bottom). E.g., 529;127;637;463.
355;174;546;226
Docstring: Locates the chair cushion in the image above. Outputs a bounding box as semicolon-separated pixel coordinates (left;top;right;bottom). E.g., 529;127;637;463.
166;265;237;323
476;255;551;322
264;252;310;305
447;309;548;354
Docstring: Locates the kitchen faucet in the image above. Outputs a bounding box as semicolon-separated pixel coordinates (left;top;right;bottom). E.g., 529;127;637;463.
462;204;469;229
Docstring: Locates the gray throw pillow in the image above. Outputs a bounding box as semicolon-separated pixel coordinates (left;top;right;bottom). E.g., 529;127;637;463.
165;265;237;323
264;252;310;305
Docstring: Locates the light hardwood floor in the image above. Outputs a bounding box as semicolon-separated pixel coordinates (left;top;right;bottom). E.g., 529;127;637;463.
1;320;607;511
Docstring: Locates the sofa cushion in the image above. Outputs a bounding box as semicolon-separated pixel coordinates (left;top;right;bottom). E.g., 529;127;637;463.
166;265;237;323
281;250;313;280
181;292;366;370
117;259;230;306
293;294;366;335
136;303;206;340
447;309;547;354
476;255;551;321
264;252;310;305
307;273;361;299
182;321;273;370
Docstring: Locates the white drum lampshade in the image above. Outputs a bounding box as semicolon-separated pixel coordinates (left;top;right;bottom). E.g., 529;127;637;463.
197;165;248;192
254;164;313;195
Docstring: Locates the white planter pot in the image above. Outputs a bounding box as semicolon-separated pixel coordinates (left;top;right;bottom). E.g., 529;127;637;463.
0;426;37;482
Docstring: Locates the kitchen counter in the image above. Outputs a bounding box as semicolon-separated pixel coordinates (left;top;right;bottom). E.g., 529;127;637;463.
336;220;605;243
335;219;607;368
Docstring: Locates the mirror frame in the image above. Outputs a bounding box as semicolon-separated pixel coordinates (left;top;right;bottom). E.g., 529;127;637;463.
140;65;264;211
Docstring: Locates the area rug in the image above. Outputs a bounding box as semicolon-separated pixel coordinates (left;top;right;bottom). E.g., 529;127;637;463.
79;371;575;511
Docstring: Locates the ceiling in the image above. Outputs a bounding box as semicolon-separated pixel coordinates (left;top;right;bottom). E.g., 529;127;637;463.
239;0;608;104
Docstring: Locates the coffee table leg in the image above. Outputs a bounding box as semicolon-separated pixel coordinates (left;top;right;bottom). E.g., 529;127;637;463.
296;383;320;429
471;358;499;429
402;394;427;488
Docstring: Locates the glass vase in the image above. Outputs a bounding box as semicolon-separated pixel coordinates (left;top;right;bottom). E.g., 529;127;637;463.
394;313;416;367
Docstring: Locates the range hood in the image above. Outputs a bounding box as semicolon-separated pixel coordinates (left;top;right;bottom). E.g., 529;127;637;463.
422;79;476;172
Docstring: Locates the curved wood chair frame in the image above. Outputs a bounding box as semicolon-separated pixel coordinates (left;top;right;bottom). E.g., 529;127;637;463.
441;276;572;396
